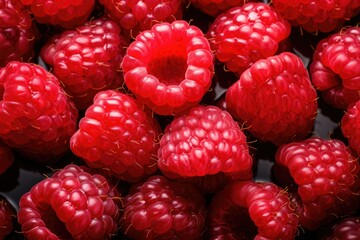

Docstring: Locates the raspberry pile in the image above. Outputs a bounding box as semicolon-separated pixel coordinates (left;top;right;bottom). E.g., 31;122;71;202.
0;1;359;239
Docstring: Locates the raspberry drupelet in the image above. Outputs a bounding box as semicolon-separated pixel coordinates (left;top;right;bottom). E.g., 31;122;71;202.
341;99;360;157
122;20;214;116
17;164;122;240
120;175;207;239
0;141;14;175
70;90;161;183
322;217;360;240
41;17;129;110
0;61;78;163
208;180;300;239
207;2;291;74
0;195;16;239
274;137;360;230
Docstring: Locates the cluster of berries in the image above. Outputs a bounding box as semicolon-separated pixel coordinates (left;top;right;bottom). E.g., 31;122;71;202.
0;0;359;239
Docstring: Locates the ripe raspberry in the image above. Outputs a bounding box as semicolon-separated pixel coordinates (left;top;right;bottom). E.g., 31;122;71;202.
274;137;360;230
0;141;14;175
17;164;122;240
99;0;183;38
0;0;38;67
122;20;214;116
189;0;260;17
0;61;78;163
322;217;360;240
271;0;360;33
341;100;360;156
40;17;129;110
310;27;360;110
0;195;16;239
120;175;206;239
207;2;291;74
158;105;253;181
19;0;95;29
70;90;161;183
208;181;299;239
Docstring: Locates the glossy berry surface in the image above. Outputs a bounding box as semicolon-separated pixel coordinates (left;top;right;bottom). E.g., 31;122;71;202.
322;217;360;240
275;138;360;230
122;20;214;116
310;26;360;110
208;180;299;239
0;195;16;239
158;105;253;180
41;17;129;110
0;61;78;163
207;2;291;74
341;99;360;157
226;52;318;146
17;164;121;240
120;175;206;239
70;90;161;183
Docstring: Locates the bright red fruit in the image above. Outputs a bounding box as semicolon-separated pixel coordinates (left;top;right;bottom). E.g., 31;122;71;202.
341;100;360;157
17;164;122;240
310;26;360;109
41;17;129;110
19;0;95;28
208;181;299;239
122;20;214;116
0;195;16;239
0;0;38;67
271;0;360;33
0;61;78;163
70;90;161;183
99;0;183;38
158;105;253;181
322;217;360;240
207;2;291;74
226;52;318;146
120;175;206;239
274;138;360;230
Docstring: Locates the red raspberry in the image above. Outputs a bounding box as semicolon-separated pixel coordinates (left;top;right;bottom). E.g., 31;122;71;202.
40;17;129;110
70;90;161;183
122;20;214;116
207;2;291;74
310;27;360;110
19;0;95;29
17;164;122;240
158;105;253;181
0;141;14;175
189;0;260;17
120;175;206;239
274;137;360;230
0;195;16;239
0;61;78;163
0;0;38;67
226;52;318;146
271;0;360;33
208;181;299;239
99;0;183;38
341;100;360;156
322;217;360;240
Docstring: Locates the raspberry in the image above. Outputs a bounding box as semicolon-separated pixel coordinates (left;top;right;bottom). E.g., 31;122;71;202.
274;137;360;230
122;20;214;116
341;100;360;156
0;195;16;239
207;2;291;74
190;0;260;17
0;0;38;67
70;90;161;183
271;0;360;33
310;27;360;109
226;52;318;146
17;164;122;239
323;217;360;240
208;181;299;239
40;17;129;110
120;175;206;239
19;0;95;29
0;61;78;163
158;105;253;181
99;0;183;38
0;141;14;175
